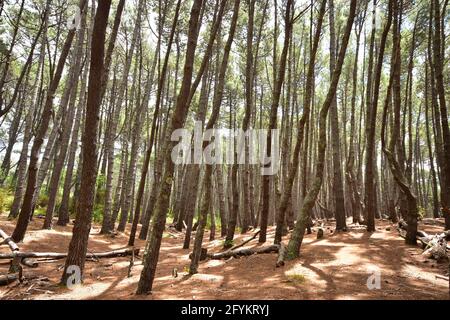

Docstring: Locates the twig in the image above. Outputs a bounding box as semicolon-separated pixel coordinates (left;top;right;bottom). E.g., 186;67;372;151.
229;230;261;251
435;274;449;281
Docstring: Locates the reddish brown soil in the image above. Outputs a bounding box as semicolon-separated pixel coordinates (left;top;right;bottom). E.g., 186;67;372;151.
0;214;448;300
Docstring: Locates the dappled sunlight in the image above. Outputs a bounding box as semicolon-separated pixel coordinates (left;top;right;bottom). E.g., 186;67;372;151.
1;217;448;300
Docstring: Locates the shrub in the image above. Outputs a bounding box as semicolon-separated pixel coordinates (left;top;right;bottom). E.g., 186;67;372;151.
0;187;14;213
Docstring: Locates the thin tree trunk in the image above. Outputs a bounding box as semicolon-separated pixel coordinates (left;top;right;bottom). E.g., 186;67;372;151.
328;0;347;231
136;0;204;295
11;0;87;242
287;0;357;259
43;9;87;229
190;0;240;273
128;0;181;246
272;0;327;244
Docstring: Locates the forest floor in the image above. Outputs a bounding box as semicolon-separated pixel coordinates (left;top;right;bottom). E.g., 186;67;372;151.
0;214;449;300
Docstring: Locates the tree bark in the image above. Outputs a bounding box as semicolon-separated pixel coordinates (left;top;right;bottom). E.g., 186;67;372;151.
11;0;88;242
43;9;87;229
287;0;357;259
136;0;204;295
328;0;347;231
60;0;112;285
273;0;327;244
190;0;240;274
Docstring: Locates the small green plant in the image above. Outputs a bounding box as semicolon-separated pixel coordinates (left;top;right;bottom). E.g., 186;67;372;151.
37;193;49;208
223;239;234;248
92;204;105;223
34;206;46;217
286;273;306;284
0;187;13;213
417;206;426;219
183;265;190;273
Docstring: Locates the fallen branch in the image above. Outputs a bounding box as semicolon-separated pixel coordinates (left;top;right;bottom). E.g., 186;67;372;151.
435;274;449;281
206;245;280;260
398;221;450;250
21;258;38;268
421;218;446;227
229;230;261;251
0;247;140;261
398;221;430;239
398;221;450;263
0;228;19;252
0;273;20;286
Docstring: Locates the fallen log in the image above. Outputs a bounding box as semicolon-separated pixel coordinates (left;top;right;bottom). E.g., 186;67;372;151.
0;247;140;261
190;230;263;261
398;221;450;248
0;228;19;252
206;245;280;260
0;273;20;286
422;218;446;227
21;258;39;268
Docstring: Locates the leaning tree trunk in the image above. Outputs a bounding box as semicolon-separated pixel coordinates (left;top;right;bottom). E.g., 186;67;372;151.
11;0;87;242
43;10;87;229
380;0;417;245
8;30;47;219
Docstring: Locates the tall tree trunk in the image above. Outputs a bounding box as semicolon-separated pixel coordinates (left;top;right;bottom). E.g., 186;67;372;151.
128;0;181;246
346;4;366;224
365;0;393;231
425;64;440;219
432;0;450;230
136;0;204;295
57;14;93;226
264;0;293;244
11;0;88;242
272;0;327;244
287;0;357;259
98;0;127;233
239;0;256;234
60;0;112;285
328;0;347;231
190;0;240;273
43;9;87;229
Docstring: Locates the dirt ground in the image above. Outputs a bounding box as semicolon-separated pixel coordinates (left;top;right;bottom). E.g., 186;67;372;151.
0;214;449;300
